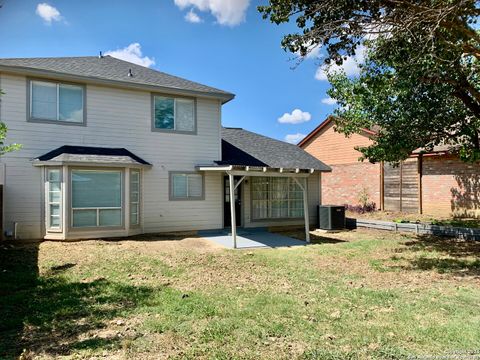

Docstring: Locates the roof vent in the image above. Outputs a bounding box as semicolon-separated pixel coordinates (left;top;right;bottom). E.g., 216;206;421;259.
127;68;133;77
98;51;103;59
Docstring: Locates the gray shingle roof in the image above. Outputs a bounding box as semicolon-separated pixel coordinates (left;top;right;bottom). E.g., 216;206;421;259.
219;128;331;171
35;145;151;166
0;56;234;101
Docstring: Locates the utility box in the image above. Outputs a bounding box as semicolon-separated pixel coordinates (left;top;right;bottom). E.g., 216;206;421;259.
318;205;345;230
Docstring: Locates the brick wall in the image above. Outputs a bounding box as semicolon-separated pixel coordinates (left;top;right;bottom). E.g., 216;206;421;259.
422;155;480;217
322;162;381;208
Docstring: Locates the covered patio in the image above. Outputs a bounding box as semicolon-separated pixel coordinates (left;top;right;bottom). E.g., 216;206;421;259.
197;127;331;249
198;227;306;249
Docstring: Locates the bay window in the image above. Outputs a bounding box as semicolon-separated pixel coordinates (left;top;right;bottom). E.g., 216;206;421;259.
29;80;85;124
46;168;62;230
153;95;195;133
251;177;304;220
71;170;122;228
130;170;140;225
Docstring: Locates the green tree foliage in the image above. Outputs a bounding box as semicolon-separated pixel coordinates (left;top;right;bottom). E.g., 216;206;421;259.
0;89;21;155
259;0;480;162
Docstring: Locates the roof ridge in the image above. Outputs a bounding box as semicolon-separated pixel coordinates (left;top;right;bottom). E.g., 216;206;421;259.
226;127;301;147
105;55;229;93
0;56;235;101
0;56;99;60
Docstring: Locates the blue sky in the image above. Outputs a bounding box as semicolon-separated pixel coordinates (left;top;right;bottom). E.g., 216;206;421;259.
0;0;360;143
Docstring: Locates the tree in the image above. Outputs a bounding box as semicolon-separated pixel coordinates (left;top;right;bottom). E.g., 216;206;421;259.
259;0;480;162
0;89;21;155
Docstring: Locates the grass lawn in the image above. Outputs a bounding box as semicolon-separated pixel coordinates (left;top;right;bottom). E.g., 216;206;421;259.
1;229;479;359
348;210;480;229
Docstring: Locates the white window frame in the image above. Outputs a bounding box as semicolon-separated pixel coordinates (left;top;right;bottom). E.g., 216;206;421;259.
152;95;196;134
29;79;85;125
130;169;141;226
169;172;204;200
251;177;304;220
46;168;62;232
70;169;123;229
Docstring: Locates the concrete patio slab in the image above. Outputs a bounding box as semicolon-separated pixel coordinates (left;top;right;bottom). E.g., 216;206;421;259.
198;228;306;249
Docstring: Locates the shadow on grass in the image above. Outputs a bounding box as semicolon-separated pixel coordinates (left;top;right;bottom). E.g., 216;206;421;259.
408;257;480;276
402;235;480;258
389;235;480;277
0;242;155;359
271;227;347;245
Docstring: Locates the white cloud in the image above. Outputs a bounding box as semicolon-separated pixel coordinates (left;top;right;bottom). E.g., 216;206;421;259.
305;46;321;59
36;3;62;24
315;45;367;81
174;0;250;26
105;43;155;68
321;97;337;105
278;109;312;124
285;133;306;144
185;8;203;23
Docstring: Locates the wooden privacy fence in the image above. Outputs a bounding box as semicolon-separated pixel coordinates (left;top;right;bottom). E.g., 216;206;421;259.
382;158;420;213
346;218;480;241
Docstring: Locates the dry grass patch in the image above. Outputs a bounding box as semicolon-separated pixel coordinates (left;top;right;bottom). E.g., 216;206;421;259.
1;229;480;359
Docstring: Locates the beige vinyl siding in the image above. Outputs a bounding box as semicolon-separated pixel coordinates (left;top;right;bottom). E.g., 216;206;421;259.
0;73;222;239
242;173;320;228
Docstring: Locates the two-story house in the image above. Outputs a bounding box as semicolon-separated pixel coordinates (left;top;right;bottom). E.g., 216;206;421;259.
0;55;330;243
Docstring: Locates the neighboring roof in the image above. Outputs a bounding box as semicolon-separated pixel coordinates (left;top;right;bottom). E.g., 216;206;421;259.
35;145;151;166
218;127;331;171
0;56;234;103
412;144;459;155
298;116;377;148
300;117;459;156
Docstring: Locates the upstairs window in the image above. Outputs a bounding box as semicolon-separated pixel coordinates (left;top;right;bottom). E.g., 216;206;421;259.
153;95;195;133
29;80;85;124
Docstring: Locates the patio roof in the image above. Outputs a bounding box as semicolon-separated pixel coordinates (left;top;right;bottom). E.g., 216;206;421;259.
208;127;331;172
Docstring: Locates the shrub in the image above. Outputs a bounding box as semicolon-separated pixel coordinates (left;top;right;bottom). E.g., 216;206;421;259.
345;202;376;214
344;188;377;213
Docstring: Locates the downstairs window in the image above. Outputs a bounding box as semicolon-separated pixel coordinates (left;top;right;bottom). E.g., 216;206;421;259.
71;170;122;228
251;177;304;220
46;168;62;231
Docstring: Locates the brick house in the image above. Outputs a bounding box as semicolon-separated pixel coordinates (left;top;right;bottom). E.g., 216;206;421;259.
299;117;480;218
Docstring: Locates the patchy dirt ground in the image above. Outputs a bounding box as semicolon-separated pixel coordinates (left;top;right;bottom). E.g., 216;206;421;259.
2;229;480;359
